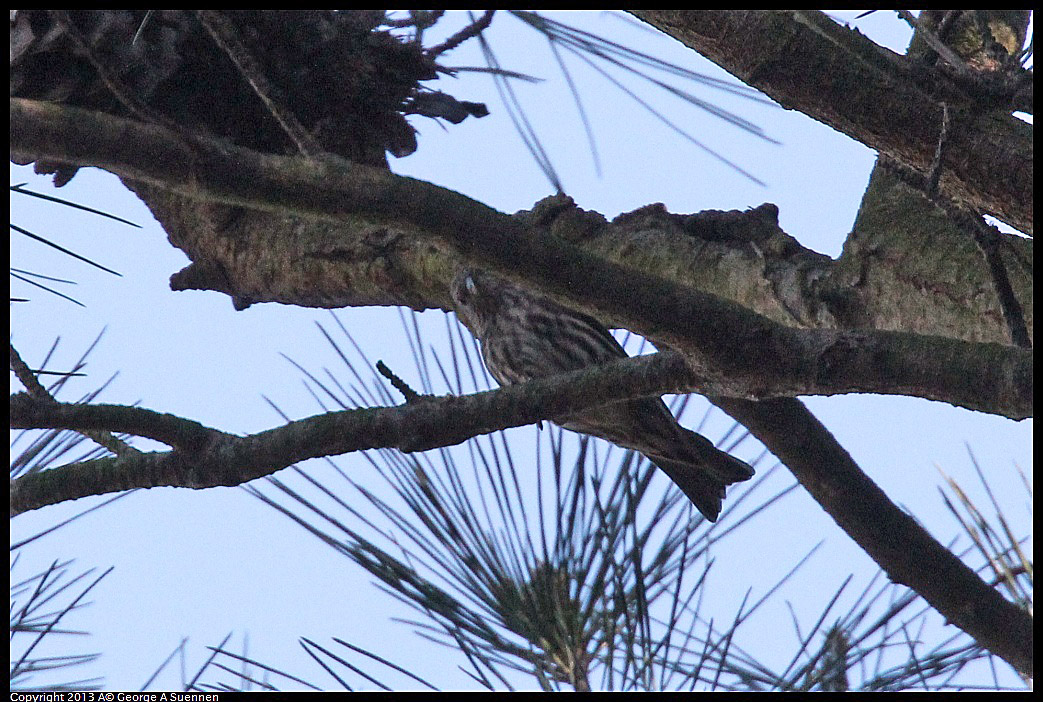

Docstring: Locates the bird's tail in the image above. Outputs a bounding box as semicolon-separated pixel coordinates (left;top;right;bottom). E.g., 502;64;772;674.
649;440;754;522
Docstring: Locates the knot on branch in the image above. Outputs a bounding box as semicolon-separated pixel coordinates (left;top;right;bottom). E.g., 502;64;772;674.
517;194;608;242
681;203;794;251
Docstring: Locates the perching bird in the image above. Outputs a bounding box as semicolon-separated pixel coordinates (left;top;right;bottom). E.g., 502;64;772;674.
451;269;754;521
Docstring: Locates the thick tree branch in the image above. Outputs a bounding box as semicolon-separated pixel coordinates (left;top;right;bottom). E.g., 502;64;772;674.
9;98;1032;419
714;396;1033;677
10;12;1030;684
12;348;1032;676
629;10;1032;235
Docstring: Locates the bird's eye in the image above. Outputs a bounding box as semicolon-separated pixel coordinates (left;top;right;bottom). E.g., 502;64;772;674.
465;275;477;295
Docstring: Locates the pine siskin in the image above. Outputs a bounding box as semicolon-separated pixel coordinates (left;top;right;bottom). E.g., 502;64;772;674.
451;269;754;521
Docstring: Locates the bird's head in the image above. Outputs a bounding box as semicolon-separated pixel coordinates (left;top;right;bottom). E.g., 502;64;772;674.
451;269;500;336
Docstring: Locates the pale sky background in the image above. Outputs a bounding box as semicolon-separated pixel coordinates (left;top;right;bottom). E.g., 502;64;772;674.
10;11;1032;691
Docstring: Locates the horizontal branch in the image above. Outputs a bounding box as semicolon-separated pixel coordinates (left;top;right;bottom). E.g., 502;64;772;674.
9;352;707;513
9;98;1032;419
12;343;1032;676
9;393;232;450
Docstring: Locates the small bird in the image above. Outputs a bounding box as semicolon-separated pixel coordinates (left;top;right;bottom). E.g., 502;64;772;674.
451;269;754;521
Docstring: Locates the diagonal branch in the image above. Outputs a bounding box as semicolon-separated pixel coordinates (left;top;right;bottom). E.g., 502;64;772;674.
713;395;1033;677
10;342;140;458
11;346;1032;677
196;10;322;157
628;10;1032;235
9;98;1032;419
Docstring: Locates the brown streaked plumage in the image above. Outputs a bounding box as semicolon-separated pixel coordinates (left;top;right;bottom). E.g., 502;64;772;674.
451;269;754;521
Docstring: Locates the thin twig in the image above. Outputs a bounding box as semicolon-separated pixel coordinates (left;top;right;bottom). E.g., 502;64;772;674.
196;10;321;157
969;219;1032;348
376;360;423;403
49;11;179;132
131;10;155;45
10;343;141;456
10;343;52;401
897;10;973;74
926;103;951;197
427;10;496;57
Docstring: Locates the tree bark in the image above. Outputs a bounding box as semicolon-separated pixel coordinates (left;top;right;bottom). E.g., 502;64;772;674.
10;99;1032;419
628;10;1032;235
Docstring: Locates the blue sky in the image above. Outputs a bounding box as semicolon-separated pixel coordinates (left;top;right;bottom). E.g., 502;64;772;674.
11;11;1031;691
